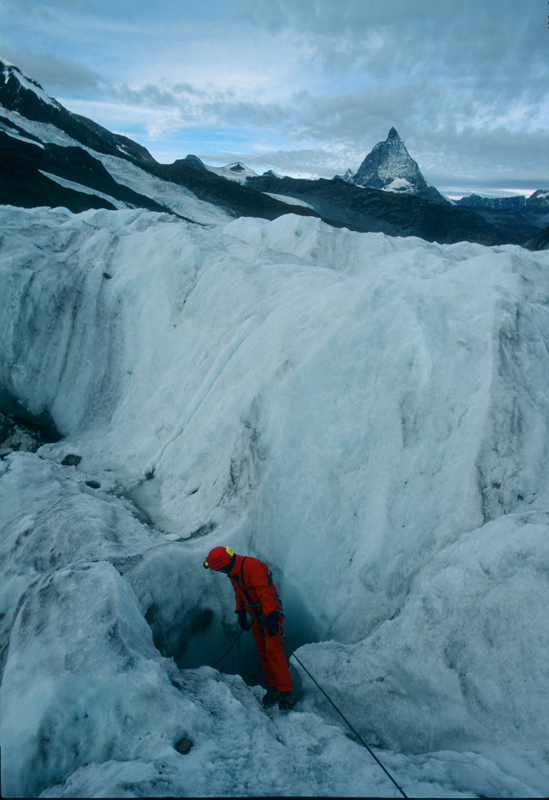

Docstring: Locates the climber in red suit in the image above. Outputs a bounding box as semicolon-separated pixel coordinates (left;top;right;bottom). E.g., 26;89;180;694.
204;546;294;711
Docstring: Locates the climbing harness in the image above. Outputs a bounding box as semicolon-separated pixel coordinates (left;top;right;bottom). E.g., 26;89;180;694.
277;633;408;799
229;557;283;623
234;559;277;608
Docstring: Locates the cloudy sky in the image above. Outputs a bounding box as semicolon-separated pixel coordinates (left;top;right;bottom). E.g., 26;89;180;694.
1;0;548;196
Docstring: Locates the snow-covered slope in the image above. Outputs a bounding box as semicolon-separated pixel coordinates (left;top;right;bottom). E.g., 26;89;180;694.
1;59;60;110
0;58;313;226
0;97;233;224
1;206;549;797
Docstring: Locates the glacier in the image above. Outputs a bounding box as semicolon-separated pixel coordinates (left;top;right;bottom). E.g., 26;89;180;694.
1;204;549;797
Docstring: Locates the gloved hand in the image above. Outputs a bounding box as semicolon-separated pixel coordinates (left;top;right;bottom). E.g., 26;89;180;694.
266;610;279;637
237;609;250;631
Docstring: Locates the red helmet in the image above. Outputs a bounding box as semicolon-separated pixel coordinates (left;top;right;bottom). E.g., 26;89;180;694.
204;546;235;571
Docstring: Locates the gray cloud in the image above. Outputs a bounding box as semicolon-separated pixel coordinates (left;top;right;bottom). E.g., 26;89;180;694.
233;0;548;129
0;48;107;94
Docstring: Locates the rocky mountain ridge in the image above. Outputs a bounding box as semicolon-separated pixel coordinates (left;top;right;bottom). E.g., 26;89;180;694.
457;190;549;229
0;59;319;225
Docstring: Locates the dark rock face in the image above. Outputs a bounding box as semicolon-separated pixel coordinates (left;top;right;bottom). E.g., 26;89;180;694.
0;410;61;458
0;127;170;215
0;60;156;164
461;207;538;246
145;158;319;220
0;61;62;122
524;223;549;251
457;193;526;210
175;154;207;171
351;128;449;206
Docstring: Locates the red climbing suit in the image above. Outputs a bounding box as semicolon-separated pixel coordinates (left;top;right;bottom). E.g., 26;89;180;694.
228;554;292;694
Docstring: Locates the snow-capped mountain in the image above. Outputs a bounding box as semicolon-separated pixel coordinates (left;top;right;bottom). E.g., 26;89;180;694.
0;59;156;164
208;161;260;184
350;127;449;205
333;167;355;183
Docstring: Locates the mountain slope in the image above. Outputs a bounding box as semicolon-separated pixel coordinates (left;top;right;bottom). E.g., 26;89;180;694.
457;190;549;229
525;222;549;251
1;60;155;163
0;59;318;225
0;126;177;215
246;173;504;245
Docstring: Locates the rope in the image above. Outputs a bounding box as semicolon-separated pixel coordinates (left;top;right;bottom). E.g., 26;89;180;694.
182;618;407;796
282;636;408;799
210;628;244;667
179;628;244;670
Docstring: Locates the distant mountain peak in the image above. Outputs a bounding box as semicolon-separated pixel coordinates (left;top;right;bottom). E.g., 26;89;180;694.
332;168;355;183
175;154;206;171
351;128;449;205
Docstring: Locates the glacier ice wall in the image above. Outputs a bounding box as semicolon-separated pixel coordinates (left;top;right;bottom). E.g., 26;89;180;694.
1;205;549;794
2;207;549;638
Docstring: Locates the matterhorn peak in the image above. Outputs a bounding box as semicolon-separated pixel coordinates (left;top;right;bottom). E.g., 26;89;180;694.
351;127;448;205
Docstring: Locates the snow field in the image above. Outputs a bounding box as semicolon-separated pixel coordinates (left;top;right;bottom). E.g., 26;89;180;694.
1;206;549;796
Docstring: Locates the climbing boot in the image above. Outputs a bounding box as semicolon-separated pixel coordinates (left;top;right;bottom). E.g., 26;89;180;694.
262;687;281;708
278;691;294;712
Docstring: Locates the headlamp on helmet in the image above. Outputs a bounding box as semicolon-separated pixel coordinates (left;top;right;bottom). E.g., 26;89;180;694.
203;546;234;571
